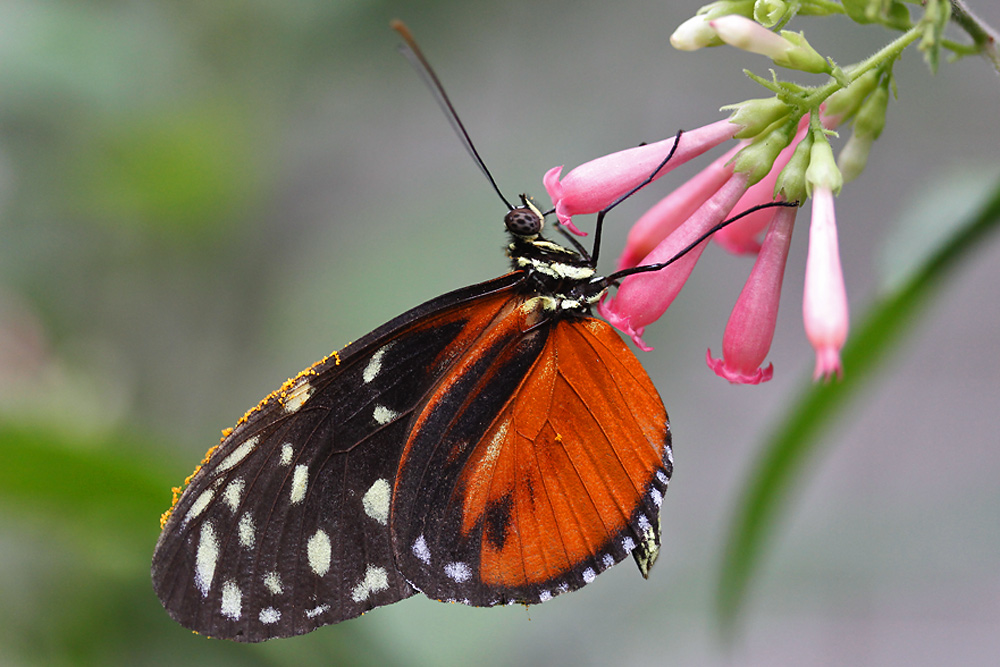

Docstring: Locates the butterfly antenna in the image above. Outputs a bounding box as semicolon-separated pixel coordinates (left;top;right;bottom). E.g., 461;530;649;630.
392;20;514;211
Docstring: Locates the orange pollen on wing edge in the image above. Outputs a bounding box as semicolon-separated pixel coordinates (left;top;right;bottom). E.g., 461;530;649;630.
199;444;220;468
159;485;184;528
235;396;268;429
277;364;321;407
158;442;220;529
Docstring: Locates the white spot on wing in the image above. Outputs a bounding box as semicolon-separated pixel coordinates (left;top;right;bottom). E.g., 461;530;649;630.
289;464;309;504
222;478;244;512
279;443;293;466
351;565;390;602
412;535;431;564
622;536;636;553
602;553;615;569
305;604;329;619
582;567;596;583
362;479;391;525
539;590;552;602
307;529;331;576
263;571;283;595
184;488;214;524
650;488;663;507
217;436;259;473
372;404;398;425
259;607;280;624
238;512;255;549
656;470;669;485
220;580;242;620
194;522;218;596
284;379;313;413
444;562;471;583
637;514;651;531
363;345;391;384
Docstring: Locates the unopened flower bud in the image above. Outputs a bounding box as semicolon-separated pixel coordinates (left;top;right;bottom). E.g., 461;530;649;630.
671;15;724;50
709;16;829;73
837;133;873;183
824;70;880;122
774;129;813;202
733;118;798;186
773;31;829;73
724;97;793;139
754;0;790;28
805;134;843;196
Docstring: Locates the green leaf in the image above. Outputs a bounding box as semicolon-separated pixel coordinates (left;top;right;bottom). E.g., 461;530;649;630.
0;423;174;545
715;171;1000;638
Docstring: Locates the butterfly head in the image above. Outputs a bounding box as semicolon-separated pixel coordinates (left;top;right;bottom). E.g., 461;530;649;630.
503;195;545;239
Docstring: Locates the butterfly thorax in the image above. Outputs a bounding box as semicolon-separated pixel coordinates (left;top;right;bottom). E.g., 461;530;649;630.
506;233;604;314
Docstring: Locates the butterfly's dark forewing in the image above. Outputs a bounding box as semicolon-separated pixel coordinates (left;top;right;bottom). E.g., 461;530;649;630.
151;273;526;642
390;300;672;606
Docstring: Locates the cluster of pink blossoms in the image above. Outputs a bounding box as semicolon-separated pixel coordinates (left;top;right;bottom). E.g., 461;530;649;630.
540;9;904;384
543;112;850;384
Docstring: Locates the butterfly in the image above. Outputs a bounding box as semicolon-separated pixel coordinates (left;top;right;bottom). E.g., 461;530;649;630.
151;24;673;643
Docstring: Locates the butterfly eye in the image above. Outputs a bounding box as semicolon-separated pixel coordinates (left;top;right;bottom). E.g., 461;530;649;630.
504;207;543;237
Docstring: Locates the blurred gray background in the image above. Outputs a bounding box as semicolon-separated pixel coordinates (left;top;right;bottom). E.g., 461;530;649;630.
0;1;998;665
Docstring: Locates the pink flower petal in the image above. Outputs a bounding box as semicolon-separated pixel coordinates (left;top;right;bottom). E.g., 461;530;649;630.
617;143;740;270
710;16;792;60
601;171;751;347
706;349;774;384
544;119;738;234
707;205;796;384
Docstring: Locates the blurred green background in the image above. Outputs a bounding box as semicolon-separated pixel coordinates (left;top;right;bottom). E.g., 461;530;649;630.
1;1;998;665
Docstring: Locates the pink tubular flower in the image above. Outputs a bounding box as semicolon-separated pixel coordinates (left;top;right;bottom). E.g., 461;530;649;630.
707;204;797;384
709;15;828;73
617;143;740;270
599;170;751;350
710;15;793;59
803;186;848;380
544;119;738;234
616;115;812;268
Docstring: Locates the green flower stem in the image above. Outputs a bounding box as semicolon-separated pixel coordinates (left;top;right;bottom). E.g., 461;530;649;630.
801;25;923;108
949;0;1000;74
941;38;985;57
